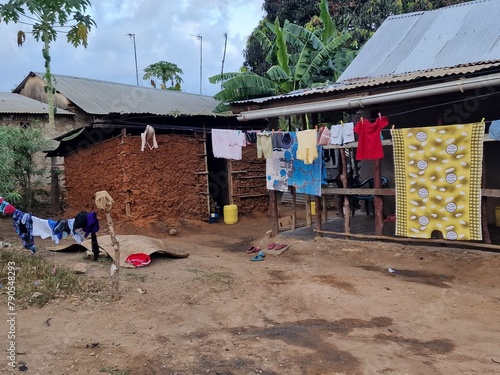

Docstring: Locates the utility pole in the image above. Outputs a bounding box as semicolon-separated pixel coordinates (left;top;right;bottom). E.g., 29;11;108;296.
127;33;139;86
221;32;227;89
191;34;203;94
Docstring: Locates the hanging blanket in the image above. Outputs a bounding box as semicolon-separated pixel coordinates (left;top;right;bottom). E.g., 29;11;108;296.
287;133;323;196
392;123;484;241
266;148;294;192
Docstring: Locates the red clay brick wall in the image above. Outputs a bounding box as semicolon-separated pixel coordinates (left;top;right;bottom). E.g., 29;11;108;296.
64;133;208;223
231;144;269;215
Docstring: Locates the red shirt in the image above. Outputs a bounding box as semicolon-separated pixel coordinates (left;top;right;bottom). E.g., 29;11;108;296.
354;116;389;160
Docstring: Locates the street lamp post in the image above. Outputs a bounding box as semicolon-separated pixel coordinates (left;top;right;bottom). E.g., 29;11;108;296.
191;34;202;94
127;33;139;86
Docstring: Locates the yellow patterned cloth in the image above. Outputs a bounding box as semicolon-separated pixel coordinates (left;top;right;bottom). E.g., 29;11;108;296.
392;123;484;240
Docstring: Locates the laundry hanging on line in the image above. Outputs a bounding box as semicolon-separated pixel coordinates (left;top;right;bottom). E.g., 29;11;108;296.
1;197;100;258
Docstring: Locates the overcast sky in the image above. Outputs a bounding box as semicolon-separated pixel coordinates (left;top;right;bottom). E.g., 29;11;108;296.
0;0;265;96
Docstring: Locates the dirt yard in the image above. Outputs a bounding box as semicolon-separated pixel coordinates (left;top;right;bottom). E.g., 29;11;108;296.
1;210;500;375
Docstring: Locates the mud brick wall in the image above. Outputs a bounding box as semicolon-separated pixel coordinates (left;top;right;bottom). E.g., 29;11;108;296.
64;133;208;223
231;144;269;215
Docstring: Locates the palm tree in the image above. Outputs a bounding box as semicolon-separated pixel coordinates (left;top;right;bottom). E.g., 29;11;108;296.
209;0;354;112
143;61;184;91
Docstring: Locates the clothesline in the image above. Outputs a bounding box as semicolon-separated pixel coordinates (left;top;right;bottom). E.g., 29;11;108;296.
0;197;100;258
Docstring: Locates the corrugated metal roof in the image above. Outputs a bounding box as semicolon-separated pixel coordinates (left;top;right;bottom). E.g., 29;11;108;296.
338;0;500;83
27;73;223;116
235;0;500;105
0;92;74;115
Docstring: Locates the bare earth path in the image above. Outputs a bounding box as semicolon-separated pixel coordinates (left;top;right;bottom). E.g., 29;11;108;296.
1;213;500;375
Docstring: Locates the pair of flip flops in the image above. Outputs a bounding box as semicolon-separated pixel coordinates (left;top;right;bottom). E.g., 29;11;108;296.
267;242;287;250
251;251;266;261
246;246;261;254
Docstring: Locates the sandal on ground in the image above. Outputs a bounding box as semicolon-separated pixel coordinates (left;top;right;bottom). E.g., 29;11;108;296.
267;242;277;250
246;246;261;254
251;251;266;261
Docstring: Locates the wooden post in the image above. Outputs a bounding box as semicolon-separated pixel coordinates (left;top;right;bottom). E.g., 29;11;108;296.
105;210;120;301
269;189;278;237
95;191;120;301
305;194;312;227
315;195;322;235
373;159;384;236
481;157;491;243
50;157;60;214
340;148;351;236
291;186;297;230
322;194;328;223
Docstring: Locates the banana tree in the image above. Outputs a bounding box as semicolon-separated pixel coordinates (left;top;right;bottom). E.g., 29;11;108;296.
209;0;355;112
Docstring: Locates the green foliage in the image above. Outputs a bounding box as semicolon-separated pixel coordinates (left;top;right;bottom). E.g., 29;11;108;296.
210;0;353;111
244;0;473;72
0;0;96;128
143;61;184;91
0;125;52;210
0;0;96;46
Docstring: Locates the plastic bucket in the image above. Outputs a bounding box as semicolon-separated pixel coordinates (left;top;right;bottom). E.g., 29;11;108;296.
223;204;238;224
496;205;500;227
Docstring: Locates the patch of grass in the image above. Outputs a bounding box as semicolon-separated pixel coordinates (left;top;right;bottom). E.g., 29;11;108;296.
0;248;106;308
187;268;234;285
99;367;130;375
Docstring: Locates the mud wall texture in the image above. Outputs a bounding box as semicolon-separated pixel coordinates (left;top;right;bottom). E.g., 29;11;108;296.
64;133;209;224
64;132;270;225
231;144;269;215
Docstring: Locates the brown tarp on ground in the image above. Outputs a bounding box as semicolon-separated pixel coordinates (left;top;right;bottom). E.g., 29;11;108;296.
53;235;189;268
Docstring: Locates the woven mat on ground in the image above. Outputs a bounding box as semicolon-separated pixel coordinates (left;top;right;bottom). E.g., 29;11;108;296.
392;122;484;241
53;235;189;268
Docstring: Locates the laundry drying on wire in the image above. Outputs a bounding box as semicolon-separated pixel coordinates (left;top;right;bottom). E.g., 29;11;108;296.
0;196;100;257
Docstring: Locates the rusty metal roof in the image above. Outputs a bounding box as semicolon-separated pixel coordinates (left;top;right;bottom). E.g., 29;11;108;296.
20;73;224;116
337;0;500;84
236;0;500;105
0;92;73;115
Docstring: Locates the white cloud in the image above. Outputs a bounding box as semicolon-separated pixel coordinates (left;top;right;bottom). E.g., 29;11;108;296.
0;0;265;96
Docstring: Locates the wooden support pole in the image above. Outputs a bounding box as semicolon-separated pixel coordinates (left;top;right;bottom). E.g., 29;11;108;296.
481;157;491;243
269;189;278;237
373;159;384;236
340;148;351;236
315;195;322;235
104;210;120;301
95;191;120;301
314;229;500;252
305;194;312;227
321;194;328;224
291;186;297;231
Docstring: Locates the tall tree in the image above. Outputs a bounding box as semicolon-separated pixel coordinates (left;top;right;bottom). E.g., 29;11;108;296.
329;0;473;49
143;61;184;91
211;0;352;112
244;0;473;72
0;0;96;129
263;0;319;27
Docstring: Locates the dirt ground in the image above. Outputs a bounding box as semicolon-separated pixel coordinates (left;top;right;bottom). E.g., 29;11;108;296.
1;208;500;375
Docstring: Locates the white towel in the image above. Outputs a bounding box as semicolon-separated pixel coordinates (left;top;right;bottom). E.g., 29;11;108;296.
211;129;245;160
141;125;158;151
